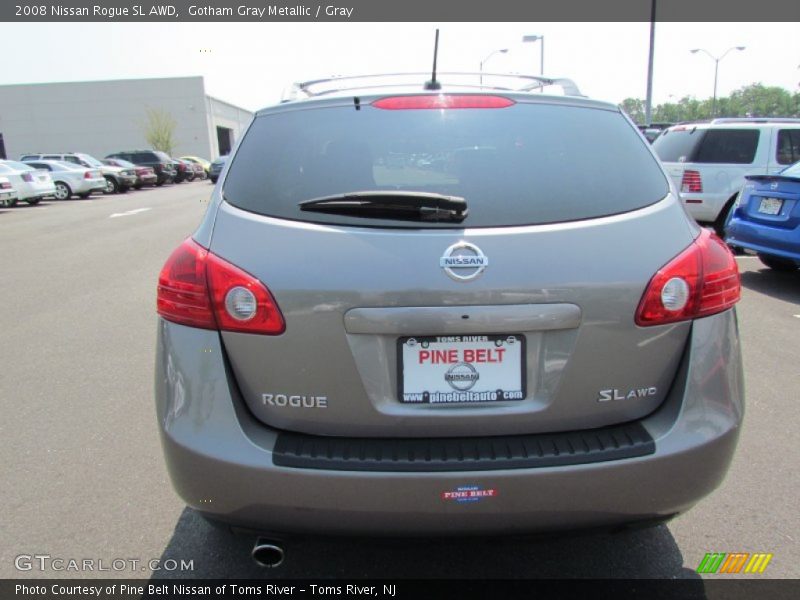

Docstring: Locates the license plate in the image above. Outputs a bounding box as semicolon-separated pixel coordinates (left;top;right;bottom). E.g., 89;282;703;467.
758;197;783;215
398;334;526;404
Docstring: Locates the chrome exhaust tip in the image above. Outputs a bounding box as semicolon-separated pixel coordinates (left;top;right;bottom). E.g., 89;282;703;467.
252;538;285;567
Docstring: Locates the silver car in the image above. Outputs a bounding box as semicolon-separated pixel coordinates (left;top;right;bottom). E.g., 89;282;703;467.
21;153;138;194
22;160;106;199
0;176;18;207
155;76;744;563
0;160;55;205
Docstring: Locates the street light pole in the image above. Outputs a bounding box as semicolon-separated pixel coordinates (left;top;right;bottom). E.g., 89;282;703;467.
690;46;746;117
644;0;656;126
522;35;545;92
479;48;508;86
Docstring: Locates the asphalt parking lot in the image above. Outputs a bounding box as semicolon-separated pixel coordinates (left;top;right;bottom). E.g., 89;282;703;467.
1;184;798;580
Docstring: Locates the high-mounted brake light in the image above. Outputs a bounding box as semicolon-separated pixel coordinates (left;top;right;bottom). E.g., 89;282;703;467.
157;238;285;334
372;95;515;110
635;229;740;326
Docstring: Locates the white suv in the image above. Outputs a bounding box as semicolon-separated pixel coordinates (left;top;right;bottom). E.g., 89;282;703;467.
653;118;800;233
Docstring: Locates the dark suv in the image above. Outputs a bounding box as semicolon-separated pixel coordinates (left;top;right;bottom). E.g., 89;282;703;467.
105;150;176;186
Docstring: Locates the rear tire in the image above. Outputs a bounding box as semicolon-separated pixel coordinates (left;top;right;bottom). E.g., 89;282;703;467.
714;195;738;237
758;254;799;272
104;177;119;195
54;182;72;200
134;183;143;190
26;197;41;206
79;192;91;199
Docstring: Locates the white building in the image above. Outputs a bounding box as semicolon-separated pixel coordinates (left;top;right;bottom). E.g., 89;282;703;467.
0;76;252;161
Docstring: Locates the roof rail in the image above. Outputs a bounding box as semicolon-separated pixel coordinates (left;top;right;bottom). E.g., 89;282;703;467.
711;117;800;124
281;72;583;102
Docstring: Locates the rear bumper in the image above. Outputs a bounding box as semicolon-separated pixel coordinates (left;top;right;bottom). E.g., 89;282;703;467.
137;174;158;185
155;311;744;536
18;183;55;200
73;179;106;194
726;217;800;262
679;192;729;223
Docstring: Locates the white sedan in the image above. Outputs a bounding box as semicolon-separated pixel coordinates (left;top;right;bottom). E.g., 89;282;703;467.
0;176;18;207
22;160;106;200
0;160;56;205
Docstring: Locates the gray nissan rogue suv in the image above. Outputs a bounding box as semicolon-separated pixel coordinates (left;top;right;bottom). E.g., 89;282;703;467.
155;76;744;553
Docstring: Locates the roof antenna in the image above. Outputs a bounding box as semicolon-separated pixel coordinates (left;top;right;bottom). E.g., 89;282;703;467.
424;29;442;90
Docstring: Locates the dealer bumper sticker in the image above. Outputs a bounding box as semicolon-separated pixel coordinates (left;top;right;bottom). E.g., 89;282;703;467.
441;485;497;503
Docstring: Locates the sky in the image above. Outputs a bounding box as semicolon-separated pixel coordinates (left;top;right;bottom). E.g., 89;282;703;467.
0;22;798;111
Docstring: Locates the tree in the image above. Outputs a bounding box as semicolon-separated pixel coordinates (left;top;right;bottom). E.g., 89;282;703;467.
727;83;795;117
143;108;177;155
619;83;800;124
619;98;645;124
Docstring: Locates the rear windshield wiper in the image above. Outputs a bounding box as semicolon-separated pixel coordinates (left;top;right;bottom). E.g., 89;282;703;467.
299;191;468;222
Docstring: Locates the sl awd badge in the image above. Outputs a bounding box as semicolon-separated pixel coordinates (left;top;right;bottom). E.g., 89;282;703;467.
440;242;488;282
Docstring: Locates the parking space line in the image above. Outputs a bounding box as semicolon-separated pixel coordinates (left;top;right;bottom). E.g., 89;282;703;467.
109;208;152;218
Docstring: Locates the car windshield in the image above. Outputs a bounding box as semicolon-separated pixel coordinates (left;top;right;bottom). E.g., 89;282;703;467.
108;159;135;168
78;155;104;167
223;100;668;229
780;161;800;178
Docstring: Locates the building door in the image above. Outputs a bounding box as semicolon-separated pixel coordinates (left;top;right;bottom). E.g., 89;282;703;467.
217;126;233;156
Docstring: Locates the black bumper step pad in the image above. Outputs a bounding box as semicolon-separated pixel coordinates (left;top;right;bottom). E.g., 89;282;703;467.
273;422;655;472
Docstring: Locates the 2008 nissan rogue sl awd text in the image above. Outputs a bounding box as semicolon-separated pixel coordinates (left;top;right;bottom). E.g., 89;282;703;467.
154;75;744;553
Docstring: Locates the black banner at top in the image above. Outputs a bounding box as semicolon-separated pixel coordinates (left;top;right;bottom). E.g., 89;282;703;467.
2;0;800;22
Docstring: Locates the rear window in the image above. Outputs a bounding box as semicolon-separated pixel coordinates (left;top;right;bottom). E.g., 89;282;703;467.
223;101;668;229
2;161;33;171
652;127;705;162
781;161;800;177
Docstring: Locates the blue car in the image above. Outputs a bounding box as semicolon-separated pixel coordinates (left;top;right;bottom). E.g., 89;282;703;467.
208;155;228;184
726;160;800;271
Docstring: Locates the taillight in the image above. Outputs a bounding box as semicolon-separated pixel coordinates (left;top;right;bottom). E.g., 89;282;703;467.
372;95;515;110
22;173;34;182
157;238;285;334
635;229;740;326
681;169;703;193
0;182;11;189
84;171;93;179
